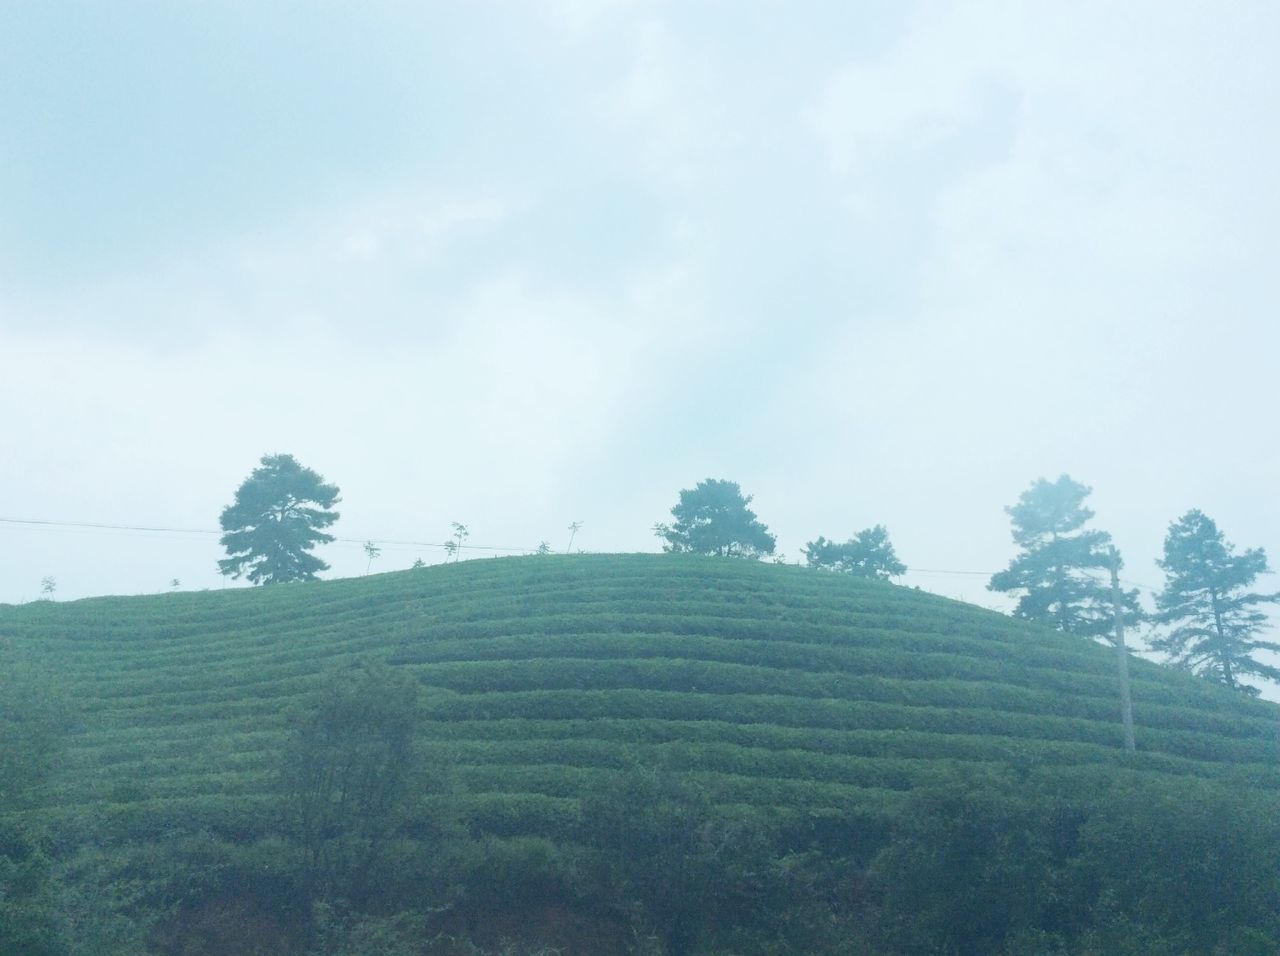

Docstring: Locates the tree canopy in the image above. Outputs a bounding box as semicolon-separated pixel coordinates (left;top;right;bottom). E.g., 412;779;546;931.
988;474;1140;639
282;661;421;904
654;478;776;559
218;453;341;585
803;525;906;579
1150;509;1280;695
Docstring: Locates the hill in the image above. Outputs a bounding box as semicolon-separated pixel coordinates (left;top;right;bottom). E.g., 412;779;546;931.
3;554;1280;955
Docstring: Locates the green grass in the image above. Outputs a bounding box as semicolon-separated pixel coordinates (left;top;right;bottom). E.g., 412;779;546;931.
4;553;1279;843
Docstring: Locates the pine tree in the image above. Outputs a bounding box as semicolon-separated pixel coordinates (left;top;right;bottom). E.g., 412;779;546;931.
218;454;341;585
803;525;906;579
653;479;776;559
988;475;1140;640
1150;509;1280;695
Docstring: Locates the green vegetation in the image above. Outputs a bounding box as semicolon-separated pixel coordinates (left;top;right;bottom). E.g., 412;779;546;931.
444;523;470;563
1152;509;1280;693
653;479;776;558
0;658;65;955
281;661;422;906
218;453;342;585
989;474;1141;638
2;554;1279;953
802;525;905;579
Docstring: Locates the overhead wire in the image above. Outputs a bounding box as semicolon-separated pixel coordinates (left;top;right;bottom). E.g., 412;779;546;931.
0;517;533;554
0;515;1170;586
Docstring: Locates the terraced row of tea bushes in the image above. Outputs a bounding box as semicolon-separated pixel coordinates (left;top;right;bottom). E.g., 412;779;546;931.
20;696;1280;829
4;556;1280;954
36;723;1280;850
4;555;1279;847
60;707;1278;803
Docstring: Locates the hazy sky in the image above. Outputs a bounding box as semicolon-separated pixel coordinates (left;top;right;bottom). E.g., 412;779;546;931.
3;2;1279;676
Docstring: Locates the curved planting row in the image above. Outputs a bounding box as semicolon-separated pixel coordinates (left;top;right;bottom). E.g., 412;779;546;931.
4;553;1279;846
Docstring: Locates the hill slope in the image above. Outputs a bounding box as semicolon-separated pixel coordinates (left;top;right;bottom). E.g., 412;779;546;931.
4;553;1278;843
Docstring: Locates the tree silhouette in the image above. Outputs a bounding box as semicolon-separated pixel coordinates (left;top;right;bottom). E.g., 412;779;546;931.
988;475;1140;639
804;525;906;579
654;479;776;560
448;522;469;562
1151;509;1280;694
218;454;340;585
363;540;381;575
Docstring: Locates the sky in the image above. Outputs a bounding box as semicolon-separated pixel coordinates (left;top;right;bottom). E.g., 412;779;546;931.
2;1;1278;689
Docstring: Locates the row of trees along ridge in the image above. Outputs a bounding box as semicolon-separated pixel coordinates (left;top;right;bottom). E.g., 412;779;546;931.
215;457;1278;696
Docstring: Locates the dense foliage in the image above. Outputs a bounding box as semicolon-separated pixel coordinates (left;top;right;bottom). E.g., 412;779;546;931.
803;525;905;579
282;661;422;905
653;479;776;559
2;555;1278;953
0;661;63;956
1151;509;1280;694
989;474;1141;639
218;453;341;585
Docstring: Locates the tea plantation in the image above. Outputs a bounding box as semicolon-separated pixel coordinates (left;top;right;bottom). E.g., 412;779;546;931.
3;553;1279;955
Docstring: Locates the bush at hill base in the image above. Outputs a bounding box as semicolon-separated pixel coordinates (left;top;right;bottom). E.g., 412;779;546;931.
2;554;1278;954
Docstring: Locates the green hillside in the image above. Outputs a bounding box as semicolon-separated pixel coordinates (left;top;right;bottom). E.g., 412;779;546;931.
4;554;1280;955
5;554;1278;830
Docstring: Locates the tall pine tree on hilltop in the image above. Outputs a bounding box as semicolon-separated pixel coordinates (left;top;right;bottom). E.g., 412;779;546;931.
989;475;1141;640
1150;509;1280;695
218;454;341;585
654;479;776;560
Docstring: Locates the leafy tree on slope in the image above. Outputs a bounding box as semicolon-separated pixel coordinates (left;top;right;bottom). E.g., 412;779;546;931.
988;475;1140;640
654;478;776;559
281;661;421;905
218;454;341;585
804;525;906;579
579;767;752;956
1150;509;1280;695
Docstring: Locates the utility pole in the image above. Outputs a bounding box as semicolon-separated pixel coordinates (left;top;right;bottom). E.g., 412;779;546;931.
566;521;583;554
1110;548;1136;753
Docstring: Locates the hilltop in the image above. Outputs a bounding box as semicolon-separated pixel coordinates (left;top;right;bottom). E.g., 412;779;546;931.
3;554;1279;955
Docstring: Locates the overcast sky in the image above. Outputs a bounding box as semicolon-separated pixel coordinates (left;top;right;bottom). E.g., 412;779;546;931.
3;1;1278;687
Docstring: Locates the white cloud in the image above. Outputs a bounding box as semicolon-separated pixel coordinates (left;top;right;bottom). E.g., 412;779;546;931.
592;15;733;191
5;1;1279;704
548;0;649;36
330;195;514;264
0;179;715;600
779;0;1280;636
807;4;1016;176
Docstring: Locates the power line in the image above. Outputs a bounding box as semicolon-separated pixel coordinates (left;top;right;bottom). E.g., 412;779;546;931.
331;537;529;554
0;517;531;554
905;567;996;577
0;516;217;536
0;516;1169;587
1075;564;1161;594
